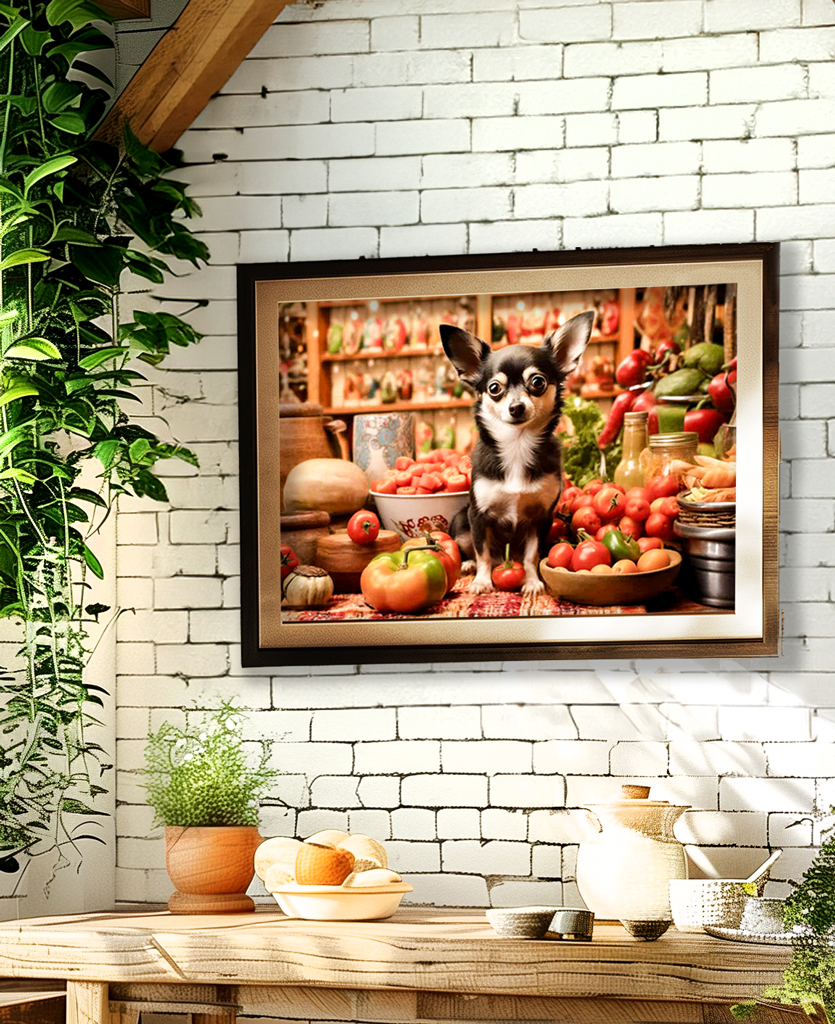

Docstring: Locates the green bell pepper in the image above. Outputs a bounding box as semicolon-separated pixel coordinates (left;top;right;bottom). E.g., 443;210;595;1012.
601;528;641;563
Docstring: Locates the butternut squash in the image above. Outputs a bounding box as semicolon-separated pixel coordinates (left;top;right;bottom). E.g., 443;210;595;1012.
283;458;368;515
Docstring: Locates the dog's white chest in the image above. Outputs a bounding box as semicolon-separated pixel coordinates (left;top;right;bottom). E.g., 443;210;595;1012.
473;468;559;528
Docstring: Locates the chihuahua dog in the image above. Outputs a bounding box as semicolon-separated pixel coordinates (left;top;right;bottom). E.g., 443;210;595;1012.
440;311;593;595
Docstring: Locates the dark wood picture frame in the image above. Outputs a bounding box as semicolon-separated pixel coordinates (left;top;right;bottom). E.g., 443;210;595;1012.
237;242;779;667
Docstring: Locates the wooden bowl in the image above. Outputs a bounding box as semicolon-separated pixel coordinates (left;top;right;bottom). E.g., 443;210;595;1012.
539;550;682;607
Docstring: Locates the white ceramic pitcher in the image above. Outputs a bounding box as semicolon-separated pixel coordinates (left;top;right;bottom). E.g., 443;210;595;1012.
576;784;690;940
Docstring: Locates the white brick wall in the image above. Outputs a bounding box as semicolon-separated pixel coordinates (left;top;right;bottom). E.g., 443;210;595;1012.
111;0;835;919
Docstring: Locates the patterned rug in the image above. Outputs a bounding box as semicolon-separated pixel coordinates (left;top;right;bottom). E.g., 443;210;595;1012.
282;574;644;622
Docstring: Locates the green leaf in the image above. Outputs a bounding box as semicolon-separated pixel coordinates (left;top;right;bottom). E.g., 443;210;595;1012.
46;0;105;29
123;121;166;178
47;26;112;65
93;438;118;469
0;467;37;485
0;249;49;271
61;798;107;816
0;310;20;328
82;543;104;579
70;244;122;285
24;156;77;194
53;226;98;246
129;438;151;463
51;112;87;135
4;338;62;361
0;94;38;117
78;346;127;370
71;487;106;507
20;25;52;55
42;81;83;115
0;13;28;54
0;382;38;406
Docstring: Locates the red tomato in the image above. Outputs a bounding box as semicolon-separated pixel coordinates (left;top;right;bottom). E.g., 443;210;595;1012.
593;486;627;521
650;497;667;513
645;512;673;540
562;486;582;506
280;542;299;580
570;492;594;514
395;456;415;471
624;497;651;522
625;486;650;503
547;542;574;569
637;536;664;553
571;505;602;535
583;478;605;495
647;474;681;500
595;523;619;541
445;473;469;493
402;531;462;591
492;545;526;591
659;496;680;519
548;517;569;542
347;509;380;545
617;515;643;539
571;538;612;572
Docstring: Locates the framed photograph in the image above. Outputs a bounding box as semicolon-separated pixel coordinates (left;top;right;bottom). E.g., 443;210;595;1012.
237;242;778;667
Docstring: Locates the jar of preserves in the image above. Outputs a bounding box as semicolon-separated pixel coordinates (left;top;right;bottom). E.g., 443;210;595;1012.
614;411;648;490
644;431;699;497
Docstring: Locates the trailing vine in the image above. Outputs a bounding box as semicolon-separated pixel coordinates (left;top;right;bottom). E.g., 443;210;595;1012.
0;0;208;883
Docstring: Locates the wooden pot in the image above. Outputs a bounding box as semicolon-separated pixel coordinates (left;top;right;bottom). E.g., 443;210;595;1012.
280;510;331;565
279;402;348;510
315;529;401;592
165;825;263;915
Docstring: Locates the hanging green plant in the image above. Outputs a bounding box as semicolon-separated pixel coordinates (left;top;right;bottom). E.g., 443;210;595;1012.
0;0;209;884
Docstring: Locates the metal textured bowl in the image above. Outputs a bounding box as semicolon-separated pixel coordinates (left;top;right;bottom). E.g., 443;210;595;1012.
539;550;682;607
486;906;560;939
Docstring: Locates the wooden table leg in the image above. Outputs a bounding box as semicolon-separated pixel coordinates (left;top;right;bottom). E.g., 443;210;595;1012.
66;984;139;1024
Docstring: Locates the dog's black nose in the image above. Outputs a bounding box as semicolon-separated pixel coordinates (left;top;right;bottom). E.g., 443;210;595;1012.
509;402;526;420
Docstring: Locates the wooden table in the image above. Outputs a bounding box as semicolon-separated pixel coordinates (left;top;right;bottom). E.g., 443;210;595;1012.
0;908;798;1024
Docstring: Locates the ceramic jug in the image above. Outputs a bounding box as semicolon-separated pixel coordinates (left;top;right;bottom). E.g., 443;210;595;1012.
575;784;690;940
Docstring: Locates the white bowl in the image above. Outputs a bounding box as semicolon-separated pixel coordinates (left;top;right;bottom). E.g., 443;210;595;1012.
370;489;469;539
269;882;413;921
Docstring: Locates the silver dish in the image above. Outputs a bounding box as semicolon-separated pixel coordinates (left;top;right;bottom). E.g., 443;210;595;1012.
705;925;796;945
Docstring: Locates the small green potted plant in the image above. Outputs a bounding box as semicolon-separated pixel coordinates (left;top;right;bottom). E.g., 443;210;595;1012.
733;810;835;1022
144;700;279;914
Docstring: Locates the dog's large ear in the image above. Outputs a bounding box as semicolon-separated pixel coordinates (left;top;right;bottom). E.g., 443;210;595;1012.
439;325;491;389
542;310;595;375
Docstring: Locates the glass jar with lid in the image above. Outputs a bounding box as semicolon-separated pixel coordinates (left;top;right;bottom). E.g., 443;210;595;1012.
614;410;648;490
644;431;699;496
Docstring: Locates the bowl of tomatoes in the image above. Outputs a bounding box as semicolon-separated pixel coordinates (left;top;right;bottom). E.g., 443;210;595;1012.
370;451;471;539
539;546;682;607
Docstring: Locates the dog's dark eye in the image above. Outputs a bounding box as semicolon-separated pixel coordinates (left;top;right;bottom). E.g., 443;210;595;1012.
487;380;505;398
527;374;548;395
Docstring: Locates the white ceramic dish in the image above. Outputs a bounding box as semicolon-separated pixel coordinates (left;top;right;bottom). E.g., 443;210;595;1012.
370;489;468;539
269;882;413;921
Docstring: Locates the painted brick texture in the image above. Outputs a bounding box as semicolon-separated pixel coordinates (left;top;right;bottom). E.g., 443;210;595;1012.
112;0;835;913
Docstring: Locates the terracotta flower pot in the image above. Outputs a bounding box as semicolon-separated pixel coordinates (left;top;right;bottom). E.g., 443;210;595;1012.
165;825;263;915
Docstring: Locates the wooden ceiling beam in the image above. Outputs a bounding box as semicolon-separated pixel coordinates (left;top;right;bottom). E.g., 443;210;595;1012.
97;0;150;18
97;0;293;153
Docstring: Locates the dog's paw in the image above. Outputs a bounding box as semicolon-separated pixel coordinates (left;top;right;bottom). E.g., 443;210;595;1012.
522;576;545;596
469;572;494;595
460;560;477;575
